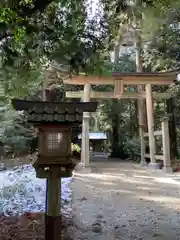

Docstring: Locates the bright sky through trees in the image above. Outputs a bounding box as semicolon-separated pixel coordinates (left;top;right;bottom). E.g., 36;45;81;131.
87;0;99;19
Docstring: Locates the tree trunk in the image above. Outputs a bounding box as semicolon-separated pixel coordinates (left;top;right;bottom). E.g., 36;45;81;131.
135;6;147;131
134;1;148;165
166;98;177;162
111;26;122;157
111;112;120;157
133;100;139;136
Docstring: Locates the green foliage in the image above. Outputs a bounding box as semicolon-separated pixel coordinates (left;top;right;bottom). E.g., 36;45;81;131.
0;0;110;76
0;102;35;155
123;137;141;158
143;26;180;71
71;143;81;153
0;64;43;97
0;0;180;161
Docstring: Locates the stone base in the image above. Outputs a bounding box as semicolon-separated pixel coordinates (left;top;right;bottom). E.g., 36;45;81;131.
148;162;161;169
163;166;173;173
140;161;148;167
80;167;92;174
74;162;91;173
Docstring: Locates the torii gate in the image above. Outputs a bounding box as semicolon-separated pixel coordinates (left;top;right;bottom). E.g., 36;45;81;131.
63;71;178;171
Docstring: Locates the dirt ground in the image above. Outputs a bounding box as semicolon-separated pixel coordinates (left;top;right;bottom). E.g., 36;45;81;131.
1;154;34;170
70;160;180;240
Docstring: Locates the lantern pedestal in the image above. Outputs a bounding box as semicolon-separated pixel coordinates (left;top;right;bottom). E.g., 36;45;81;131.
33;161;75;178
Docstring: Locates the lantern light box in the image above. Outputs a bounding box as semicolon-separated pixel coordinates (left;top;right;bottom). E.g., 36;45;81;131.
11;99;98;178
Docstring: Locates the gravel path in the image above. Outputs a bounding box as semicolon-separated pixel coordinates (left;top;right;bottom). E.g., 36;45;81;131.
70;160;180;240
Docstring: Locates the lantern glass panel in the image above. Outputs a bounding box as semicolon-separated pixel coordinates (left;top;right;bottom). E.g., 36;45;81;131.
47;132;64;150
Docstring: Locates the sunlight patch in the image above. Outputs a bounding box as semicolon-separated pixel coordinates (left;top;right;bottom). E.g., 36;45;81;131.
154;177;180;185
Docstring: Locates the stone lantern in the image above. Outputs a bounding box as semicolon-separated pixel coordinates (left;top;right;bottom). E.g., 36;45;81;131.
11;98;98;240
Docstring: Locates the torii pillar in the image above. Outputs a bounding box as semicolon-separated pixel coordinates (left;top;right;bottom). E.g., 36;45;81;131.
146;84;160;168
81;83;91;168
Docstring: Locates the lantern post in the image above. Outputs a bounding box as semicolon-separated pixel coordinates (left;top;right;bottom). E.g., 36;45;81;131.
11;99;97;240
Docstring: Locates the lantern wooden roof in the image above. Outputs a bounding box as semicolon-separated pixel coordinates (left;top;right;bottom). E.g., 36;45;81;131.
63;70;179;85
11;99;97;124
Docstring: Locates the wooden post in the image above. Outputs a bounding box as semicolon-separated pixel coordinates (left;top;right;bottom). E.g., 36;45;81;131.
81;83;91;167
162;118;173;173
45;167;61;240
146;84;159;168
43;72;61;240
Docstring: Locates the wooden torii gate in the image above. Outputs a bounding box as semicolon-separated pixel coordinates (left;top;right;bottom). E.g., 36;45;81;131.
63;71;178;170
